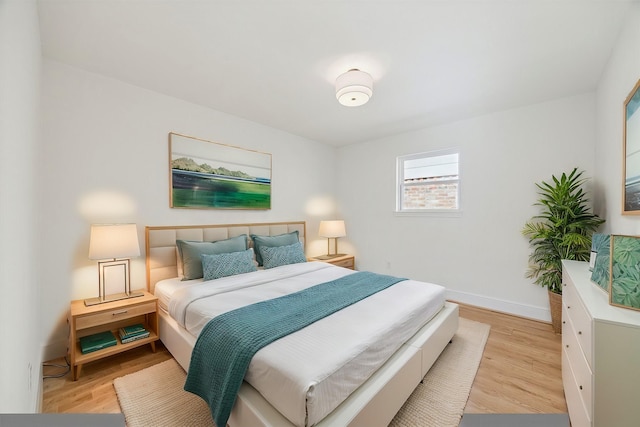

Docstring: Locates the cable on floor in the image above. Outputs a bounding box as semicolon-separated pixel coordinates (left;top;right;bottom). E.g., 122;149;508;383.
43;356;70;379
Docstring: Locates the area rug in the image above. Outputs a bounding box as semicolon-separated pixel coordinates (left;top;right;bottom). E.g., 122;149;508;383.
114;317;490;427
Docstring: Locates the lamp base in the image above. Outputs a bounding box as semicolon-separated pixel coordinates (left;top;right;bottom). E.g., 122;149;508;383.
84;291;145;306
314;253;346;260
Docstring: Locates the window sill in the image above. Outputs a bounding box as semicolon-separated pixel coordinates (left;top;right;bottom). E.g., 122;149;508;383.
394;210;463;218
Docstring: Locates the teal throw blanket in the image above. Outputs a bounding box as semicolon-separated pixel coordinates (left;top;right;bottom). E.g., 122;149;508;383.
184;271;407;427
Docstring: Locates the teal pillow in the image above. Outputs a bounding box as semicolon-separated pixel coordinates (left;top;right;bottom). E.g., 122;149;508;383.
260;242;306;269
176;235;247;280
201;249;257;280
251;231;299;266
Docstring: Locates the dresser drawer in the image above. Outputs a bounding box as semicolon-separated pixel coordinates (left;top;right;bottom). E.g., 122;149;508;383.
563;282;593;366
562;304;593;420
562;349;592;427
75;301;156;330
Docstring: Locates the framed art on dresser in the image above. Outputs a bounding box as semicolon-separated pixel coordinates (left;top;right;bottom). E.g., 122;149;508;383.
589;233;610;293
609;234;640;311
169;132;272;210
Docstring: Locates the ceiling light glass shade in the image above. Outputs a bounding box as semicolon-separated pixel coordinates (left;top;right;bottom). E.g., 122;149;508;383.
335;69;373;107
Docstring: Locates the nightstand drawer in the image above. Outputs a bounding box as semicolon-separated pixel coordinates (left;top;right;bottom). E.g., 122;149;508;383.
333;258;354;269
75;301;156;330
308;254;355;270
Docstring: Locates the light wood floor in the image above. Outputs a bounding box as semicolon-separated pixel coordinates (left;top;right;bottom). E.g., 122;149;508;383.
42;303;567;415
457;303;567;414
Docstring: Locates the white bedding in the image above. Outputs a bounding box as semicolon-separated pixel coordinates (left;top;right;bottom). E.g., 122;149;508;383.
158;262;446;427
154;276;201;312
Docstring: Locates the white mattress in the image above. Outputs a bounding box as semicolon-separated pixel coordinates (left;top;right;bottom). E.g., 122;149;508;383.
157;262;446;427
155;276;201;312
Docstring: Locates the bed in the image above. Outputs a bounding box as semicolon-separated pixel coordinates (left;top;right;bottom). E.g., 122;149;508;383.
145;221;459;427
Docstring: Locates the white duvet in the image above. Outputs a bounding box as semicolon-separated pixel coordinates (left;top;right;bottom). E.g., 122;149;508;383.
166;262;445;426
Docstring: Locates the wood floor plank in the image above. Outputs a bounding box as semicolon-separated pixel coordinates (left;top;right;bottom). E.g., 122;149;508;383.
42;303;567;416
457;302;567;415
42;344;172;413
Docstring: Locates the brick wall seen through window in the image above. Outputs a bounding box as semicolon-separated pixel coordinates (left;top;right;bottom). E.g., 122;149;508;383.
397;150;460;212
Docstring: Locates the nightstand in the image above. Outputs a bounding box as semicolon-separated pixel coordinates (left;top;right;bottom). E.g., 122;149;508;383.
68;291;159;380
308;254;355;270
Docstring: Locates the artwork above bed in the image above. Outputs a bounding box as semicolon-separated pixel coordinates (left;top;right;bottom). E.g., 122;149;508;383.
169;132;272;210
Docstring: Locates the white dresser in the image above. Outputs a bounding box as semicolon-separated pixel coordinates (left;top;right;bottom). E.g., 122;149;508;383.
561;260;640;427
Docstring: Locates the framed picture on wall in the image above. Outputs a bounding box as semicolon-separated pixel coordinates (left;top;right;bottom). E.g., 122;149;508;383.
622;78;640;213
169;132;272;210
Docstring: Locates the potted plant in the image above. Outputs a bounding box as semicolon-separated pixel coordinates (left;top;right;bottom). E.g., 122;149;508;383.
522;168;604;333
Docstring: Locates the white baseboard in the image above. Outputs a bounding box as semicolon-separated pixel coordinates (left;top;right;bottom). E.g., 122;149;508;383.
36;364;43;413
446;289;551;323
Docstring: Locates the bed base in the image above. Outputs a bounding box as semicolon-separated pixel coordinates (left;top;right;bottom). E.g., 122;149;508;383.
158;301;459;427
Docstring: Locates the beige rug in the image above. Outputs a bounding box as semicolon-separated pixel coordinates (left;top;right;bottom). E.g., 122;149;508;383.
114;317;490;427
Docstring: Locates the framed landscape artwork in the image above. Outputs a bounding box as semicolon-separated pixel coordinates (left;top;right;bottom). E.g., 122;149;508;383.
622;78;640;213
169;133;271;210
609;235;640;311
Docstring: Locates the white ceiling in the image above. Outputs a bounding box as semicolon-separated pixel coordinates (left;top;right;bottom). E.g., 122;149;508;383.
37;0;634;146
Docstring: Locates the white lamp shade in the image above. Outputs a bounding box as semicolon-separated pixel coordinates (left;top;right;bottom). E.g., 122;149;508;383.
319;220;346;238
89;224;140;260
335;69;373;107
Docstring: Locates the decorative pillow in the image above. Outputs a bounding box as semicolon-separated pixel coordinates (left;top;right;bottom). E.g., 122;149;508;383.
260;242;306;269
176;235;247;280
201;249;257;280
251;231;299;266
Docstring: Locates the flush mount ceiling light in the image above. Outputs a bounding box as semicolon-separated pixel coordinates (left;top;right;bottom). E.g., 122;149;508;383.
335;69;373;107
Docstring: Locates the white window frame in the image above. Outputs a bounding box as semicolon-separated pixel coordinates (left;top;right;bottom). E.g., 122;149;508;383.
396;148;461;216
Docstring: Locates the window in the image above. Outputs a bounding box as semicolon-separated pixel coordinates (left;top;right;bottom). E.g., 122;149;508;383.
397;149;460;212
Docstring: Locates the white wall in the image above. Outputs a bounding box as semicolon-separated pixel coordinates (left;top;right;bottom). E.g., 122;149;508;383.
0;0;42;413
40;60;338;359
337;94;596;321
595;4;640;232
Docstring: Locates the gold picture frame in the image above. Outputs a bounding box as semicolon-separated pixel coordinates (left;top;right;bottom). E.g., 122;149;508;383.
622;78;640;213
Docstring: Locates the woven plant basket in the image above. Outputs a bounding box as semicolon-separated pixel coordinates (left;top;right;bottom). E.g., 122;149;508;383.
548;290;562;334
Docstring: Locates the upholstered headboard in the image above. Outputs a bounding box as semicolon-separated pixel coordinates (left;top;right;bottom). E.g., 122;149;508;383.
145;221;306;294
